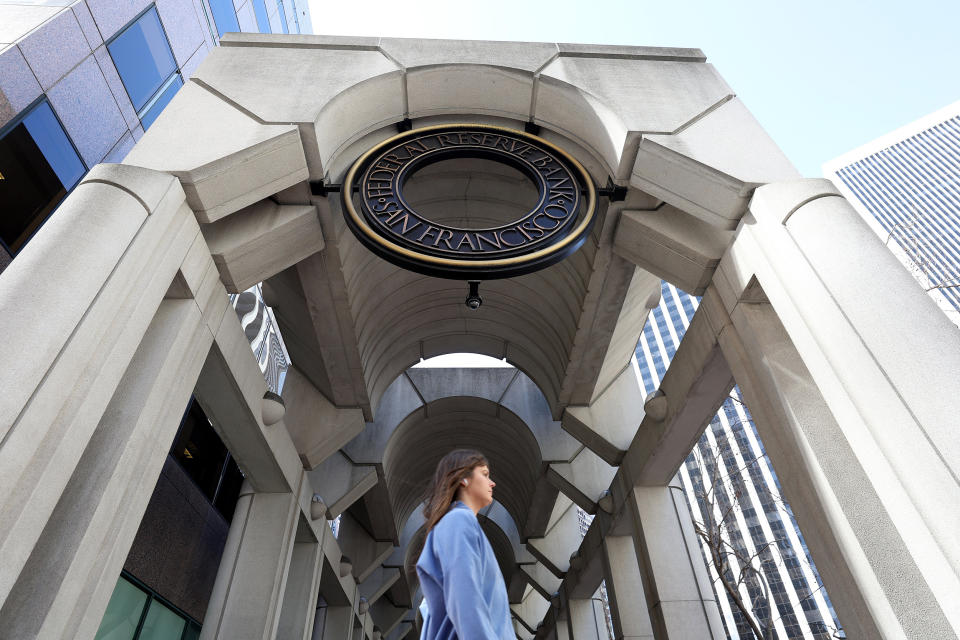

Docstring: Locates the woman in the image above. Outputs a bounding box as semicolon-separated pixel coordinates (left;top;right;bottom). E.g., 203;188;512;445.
416;450;513;639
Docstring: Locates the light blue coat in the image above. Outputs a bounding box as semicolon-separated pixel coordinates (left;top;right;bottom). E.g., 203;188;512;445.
416;502;513;639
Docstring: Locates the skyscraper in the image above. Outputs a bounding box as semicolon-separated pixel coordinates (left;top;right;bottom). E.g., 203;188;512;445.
0;0;312;274
633;282;843;640
823;101;960;328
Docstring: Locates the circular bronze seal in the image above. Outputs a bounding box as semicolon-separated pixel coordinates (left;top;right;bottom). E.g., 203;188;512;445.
341;124;597;279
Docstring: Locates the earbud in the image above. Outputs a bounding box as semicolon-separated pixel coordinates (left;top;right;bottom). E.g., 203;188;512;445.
462;479;468;486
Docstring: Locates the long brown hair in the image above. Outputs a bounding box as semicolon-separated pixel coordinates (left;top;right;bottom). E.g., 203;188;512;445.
422;449;488;533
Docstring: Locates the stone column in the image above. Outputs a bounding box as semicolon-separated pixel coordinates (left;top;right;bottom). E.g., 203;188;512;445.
201;481;301;640
566;597;607;640
0;166;215;638
317;606;354;640
600;535;654;640
714;178;960;638
277;519;324;640
627;486;725;638
553;613;570;640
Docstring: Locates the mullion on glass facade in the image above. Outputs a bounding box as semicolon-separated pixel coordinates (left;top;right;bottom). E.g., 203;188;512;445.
0;98;86;257
208;0;241;37
106;5;183;131
827;105;960;326
95;572;201;640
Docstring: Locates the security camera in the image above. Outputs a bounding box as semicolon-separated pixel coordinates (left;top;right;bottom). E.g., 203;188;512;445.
464;281;482;310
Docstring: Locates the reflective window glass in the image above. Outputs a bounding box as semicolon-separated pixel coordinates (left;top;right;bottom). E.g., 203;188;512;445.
140;74;183;130
290;0;300;32
252;0;271;32
277;0;289;34
170;401;228;500
209;0;240;37
0;101;85;253
139;600;186;640
108;7;177;111
94;577;148;640
212;454;244;521
170;399;243;521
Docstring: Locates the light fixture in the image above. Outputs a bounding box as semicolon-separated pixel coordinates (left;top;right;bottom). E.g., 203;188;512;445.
643;389;668;422
310;494;327;520
262;390;285;426
465;280;482;310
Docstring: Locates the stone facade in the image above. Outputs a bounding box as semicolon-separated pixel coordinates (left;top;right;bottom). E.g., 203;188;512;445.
0;0;311;268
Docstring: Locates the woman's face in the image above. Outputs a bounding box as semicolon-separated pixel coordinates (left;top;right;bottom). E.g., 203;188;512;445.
465;465;496;508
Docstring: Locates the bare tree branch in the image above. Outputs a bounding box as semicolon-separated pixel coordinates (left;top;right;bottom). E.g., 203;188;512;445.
686;406;846;639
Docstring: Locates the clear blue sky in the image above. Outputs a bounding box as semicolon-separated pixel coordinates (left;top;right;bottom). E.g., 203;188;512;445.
307;0;960;176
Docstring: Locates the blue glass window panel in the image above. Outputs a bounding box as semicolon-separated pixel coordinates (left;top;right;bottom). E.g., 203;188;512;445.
108;8;177;111
209;0;240;37
1;100;86;252
22;102;85;190
252;0;271;32
277;0;289;33
140;74;183;130
289;0;300;32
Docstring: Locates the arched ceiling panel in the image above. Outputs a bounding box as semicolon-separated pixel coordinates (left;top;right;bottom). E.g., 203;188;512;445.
382;398;543;537
334;150;602;416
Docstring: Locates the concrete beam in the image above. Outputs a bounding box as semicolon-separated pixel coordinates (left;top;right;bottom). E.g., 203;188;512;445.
564;514;608;601
561;365;646;465
371;599;407;637
283;366;366;470
512;588;551;634
203;199;324;293
629;97;799;228
621;292;735;487
527;498;582;578
319;536;355;608
338;513;395;583
589;267;662;402
613;204;733;296
123;82;309;223
547;447;617;515
354;478;400;545
359;567;401;607
307;451;377;520
263;253;371;418
557;225;638;409
385;622;413;640
519;563;563;602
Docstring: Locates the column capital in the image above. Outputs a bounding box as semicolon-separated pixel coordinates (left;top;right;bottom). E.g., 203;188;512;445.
749;178;842;225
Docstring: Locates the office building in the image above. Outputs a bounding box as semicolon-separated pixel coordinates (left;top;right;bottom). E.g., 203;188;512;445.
0;0;312;273
634;282;843;639
824;101;960;327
